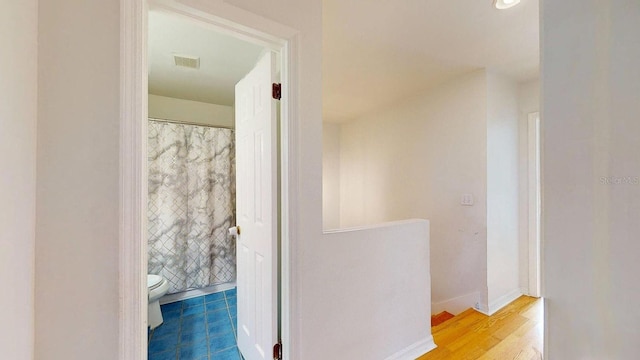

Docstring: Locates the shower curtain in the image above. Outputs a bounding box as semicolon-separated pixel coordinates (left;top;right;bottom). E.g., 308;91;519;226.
147;119;236;294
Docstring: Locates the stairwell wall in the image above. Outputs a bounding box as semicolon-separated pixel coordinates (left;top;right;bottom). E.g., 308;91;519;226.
323;122;342;229
486;72;521;313
338;70;489;313
517;79;540;294
333;70;523;315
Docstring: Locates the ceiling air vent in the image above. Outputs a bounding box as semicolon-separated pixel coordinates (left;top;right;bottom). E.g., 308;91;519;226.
173;54;200;69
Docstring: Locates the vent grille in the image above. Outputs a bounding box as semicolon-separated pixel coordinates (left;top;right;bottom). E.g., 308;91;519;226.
173;55;200;69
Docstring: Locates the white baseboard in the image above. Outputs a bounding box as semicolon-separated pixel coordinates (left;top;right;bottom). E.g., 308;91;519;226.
384;336;437;360
486;288;522;315
159;282;236;305
475;302;490;315
432;291;481;315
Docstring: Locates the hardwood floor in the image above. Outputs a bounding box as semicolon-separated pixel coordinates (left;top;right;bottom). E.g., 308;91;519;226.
418;296;543;360
431;311;455;327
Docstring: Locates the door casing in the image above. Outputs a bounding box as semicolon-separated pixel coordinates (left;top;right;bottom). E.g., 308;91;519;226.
527;112;541;297
119;0;300;358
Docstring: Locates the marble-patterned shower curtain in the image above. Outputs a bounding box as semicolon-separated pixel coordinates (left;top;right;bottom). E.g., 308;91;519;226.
148;119;236;294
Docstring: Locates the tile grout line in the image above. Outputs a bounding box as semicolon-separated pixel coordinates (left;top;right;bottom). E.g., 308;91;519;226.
150;292;239;360
204;296;211;360
210;291;235;358
225;291;236;341
176;300;184;360
225;290;242;359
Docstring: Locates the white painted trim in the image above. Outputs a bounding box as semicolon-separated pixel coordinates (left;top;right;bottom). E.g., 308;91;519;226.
383;337;437;360
279;35;301;360
120;1;300;359
527;112;541;297
324;219;428;234
120;0;148;359
486;289;522;315
431;291;481;316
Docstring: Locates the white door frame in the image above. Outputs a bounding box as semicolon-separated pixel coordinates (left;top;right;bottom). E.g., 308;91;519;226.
527;112;541;297
119;1;300;359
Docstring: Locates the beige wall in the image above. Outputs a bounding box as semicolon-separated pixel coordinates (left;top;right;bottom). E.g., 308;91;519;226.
486;72;520;310
338;70;489;311
36;0;120;358
0;1;37;359
543;1;640;358
322;122;341;229
149;94;234;128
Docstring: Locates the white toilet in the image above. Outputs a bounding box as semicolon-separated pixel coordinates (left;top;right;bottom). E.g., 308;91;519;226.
148;274;170;330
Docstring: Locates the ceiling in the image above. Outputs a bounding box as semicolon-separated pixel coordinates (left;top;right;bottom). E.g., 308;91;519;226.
323;0;539;122
148;11;264;106
149;2;538;119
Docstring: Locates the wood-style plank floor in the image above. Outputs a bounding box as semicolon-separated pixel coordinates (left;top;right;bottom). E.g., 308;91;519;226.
418;296;543;360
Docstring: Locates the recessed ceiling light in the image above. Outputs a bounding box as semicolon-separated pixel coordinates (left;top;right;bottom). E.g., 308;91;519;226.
494;0;521;9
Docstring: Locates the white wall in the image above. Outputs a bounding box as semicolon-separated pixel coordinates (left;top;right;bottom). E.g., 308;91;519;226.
322;122;341;229
321;220;434;359
148;94;234;127
543;1;640;358
339;71;488;313
0;1;37;359
33;0;324;359
36;0;120;358
29;0;640;358
486;73;521;312
517;79;539;293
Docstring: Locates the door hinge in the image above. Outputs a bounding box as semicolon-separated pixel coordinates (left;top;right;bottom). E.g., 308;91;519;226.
272;83;282;100
273;340;283;360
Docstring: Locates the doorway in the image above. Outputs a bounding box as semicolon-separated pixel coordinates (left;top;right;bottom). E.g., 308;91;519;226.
119;1;298;359
145;9;281;360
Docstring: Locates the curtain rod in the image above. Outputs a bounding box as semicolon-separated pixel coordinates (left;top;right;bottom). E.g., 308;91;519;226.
149;117;235;130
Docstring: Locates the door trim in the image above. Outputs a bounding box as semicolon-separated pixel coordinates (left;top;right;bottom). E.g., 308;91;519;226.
119;1;300;358
527;112;541;297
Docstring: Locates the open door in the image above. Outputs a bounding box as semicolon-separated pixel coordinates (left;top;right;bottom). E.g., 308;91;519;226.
235;51;279;360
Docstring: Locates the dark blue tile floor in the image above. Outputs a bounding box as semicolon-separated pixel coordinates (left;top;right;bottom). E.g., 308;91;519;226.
148;288;241;360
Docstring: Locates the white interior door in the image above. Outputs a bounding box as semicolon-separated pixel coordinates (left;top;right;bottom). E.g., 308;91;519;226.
235;51;279;360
